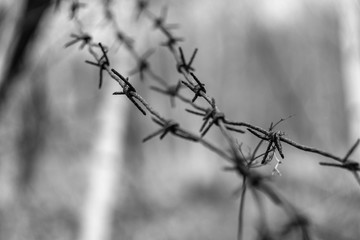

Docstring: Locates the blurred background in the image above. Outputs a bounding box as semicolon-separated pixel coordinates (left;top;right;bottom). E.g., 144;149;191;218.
0;0;359;239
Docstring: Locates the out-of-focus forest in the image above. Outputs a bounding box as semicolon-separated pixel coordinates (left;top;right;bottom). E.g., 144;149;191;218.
0;0;359;239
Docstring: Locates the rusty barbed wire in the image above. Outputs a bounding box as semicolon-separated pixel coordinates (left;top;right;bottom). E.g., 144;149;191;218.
64;1;360;239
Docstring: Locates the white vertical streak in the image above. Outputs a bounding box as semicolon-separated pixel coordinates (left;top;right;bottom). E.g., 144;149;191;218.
339;0;360;142
78;1;136;240
79;85;129;240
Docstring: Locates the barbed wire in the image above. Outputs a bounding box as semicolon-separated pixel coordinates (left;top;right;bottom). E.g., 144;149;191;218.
64;1;360;239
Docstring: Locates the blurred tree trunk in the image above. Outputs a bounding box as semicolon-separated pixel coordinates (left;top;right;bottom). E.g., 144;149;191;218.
0;0;51;113
0;0;51;193
339;0;360;144
78;82;130;240
17;64;49;191
0;1;51;237
78;2;139;240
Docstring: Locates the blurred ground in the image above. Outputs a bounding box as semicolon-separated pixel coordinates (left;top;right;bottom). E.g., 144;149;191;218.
0;0;359;240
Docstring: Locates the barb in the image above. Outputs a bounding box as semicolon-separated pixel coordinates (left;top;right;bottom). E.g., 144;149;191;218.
148;6;179;31
135;0;150;20
143;118;179;142
183;72;206;102
244;127;285;164
85;43;110;89
343;139;360;162
115;31;135;50
150;81;183;107
186;100;244;136
69;0;86;19
177;47;198;73
129;49;155;81
161;35;184;53
319;139;360;186
64;33;92;49
111;69;146;115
